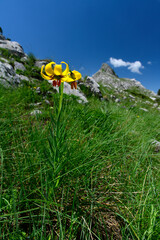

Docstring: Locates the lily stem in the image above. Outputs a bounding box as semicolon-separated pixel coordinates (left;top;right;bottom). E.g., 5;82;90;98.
58;82;64;120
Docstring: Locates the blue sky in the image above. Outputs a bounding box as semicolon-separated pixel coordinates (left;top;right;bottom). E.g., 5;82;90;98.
0;0;160;93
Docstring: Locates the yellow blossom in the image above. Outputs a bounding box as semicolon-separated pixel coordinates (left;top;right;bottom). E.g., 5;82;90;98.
41;61;81;89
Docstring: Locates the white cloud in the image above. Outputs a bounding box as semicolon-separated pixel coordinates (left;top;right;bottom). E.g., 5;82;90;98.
109;57;129;67
109;57;144;74
147;61;152;65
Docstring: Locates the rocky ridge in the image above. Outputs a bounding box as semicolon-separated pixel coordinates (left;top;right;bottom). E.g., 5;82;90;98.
0;33;160;109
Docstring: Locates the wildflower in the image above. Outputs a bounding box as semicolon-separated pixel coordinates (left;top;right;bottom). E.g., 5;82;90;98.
41;62;81;89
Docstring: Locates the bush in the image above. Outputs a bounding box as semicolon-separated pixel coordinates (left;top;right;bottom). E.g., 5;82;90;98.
0;26;3;34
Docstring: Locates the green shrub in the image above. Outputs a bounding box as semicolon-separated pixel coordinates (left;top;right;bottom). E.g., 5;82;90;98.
0;26;3;34
26;52;36;66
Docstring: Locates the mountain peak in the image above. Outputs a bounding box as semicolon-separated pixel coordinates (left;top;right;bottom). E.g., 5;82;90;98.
100;63;117;76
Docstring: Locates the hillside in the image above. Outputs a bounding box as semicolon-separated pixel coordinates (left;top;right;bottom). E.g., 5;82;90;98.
0;33;160;239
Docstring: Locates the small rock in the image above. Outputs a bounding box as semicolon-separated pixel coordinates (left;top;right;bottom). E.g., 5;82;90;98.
16;74;29;82
151;140;160;152
46;91;53;96
139;108;149;112
35;60;49;68
150;97;156;101
35;87;41;94
153;103;158;108
14;61;26;71
129;94;135;100
29;102;42;107
115;98;121;103
44;99;51;105
30;110;42;116
110;95;116;99
123;96;127;100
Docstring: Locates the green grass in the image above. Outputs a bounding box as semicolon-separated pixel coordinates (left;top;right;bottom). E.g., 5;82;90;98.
0;82;160;239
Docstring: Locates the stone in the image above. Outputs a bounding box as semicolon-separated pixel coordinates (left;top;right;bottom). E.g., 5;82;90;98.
115;98;121;103
92;63;157;101
29;102;42;107
16;74;29;82
35;60;49;68
0;57;9;63
78;76;103;99
100;63;117;76
35;87;41;94
0;39;25;57
129;94;135;100
149;97;156;101
153;103;158;108
139;108;149;112
48;81;88;103
151;140;160;152
0;61;21;87
30;110;42;116
21;56;28;62
44;99;51;105
14;61;26;71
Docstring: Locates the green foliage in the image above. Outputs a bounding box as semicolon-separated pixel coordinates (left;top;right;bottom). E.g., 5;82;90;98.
157;88;160;95
26;52;36;66
0;83;160;239
0;26;3;34
125;87;152;101
0;47;22;62
16;65;42;80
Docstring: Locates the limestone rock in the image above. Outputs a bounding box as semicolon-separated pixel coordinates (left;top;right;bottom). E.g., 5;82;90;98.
35;60;49;68
48;81;88;103
151;140;160;152
14;61;26;71
100;63;117;76
139;108;149;112
78;76;103;99
0;39;25;57
16;74;29;82
30;110;42;116
0;61;20;87
92;63;157;100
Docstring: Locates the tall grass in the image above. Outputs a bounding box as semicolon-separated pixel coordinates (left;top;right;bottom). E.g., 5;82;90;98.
0;83;159;239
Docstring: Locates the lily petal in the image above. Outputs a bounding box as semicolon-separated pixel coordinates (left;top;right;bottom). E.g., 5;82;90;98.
72;70;82;80
61;76;75;83
41;65;53;80
45;62;56;76
53;64;62;75
61;61;69;76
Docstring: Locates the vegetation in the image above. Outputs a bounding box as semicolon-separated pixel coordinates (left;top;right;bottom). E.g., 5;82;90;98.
0;78;160;239
0;48;22;63
0;27;3;34
157;89;160;96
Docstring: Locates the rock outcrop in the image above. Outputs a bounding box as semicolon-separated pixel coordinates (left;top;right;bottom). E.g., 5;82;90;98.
0;61;20;87
0;35;25;57
0;33;159;107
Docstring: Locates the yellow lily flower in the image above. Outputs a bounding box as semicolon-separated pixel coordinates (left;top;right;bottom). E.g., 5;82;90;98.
41;61;81;89
69;70;82;89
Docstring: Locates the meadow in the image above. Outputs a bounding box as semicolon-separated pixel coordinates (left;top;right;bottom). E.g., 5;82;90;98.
0;80;159;239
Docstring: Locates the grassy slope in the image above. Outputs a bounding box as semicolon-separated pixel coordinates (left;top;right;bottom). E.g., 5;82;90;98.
0;80;160;240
